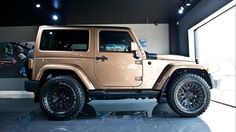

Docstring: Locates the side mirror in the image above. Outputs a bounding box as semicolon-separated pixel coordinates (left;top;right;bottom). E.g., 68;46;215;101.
131;42;140;59
131;42;138;51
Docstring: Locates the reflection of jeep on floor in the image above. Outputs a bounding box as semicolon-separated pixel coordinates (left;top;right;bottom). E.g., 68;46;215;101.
25;26;215;120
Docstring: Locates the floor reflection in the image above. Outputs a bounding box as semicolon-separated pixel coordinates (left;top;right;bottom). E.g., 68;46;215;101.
0;99;211;132
77;103;179;119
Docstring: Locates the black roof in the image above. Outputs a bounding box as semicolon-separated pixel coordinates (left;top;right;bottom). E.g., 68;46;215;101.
0;0;202;26
41;25;130;30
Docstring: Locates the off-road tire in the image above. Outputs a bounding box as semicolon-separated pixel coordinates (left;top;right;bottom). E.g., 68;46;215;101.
167;73;210;117
39;76;85;120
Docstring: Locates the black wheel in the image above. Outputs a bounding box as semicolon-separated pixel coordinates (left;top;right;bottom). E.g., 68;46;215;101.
39;76;85;120
167;73;210;117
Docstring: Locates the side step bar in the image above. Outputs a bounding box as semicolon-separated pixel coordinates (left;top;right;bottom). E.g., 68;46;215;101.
88;90;160;99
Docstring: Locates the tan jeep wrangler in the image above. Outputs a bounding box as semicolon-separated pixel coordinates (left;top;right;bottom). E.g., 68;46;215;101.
25;25;214;120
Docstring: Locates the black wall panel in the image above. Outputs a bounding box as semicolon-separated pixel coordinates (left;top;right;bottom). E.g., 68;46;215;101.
170;0;232;56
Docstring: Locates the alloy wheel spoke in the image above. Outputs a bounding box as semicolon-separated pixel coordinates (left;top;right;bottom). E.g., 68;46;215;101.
178;81;205;111
46;84;75;113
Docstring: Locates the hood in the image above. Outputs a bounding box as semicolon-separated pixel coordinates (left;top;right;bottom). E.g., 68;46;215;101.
157;54;195;62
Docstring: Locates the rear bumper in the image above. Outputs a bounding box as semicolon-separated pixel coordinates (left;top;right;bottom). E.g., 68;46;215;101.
24;80;39;92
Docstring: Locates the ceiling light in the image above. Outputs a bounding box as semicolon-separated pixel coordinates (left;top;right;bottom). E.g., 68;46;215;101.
36;3;41;8
52;14;58;21
35;0;41;8
53;0;60;9
180;6;184;10
178;9;184;14
186;3;191;6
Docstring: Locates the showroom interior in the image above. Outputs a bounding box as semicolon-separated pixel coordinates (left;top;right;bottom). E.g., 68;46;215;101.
0;0;235;131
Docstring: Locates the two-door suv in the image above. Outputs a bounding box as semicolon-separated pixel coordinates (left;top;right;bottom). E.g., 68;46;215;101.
25;26;214;120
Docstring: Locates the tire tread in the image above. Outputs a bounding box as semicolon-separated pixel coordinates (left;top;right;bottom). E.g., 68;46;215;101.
167;73;211;117
39;76;85;120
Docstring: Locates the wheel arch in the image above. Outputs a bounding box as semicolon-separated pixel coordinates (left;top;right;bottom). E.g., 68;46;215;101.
34;65;94;102
167;68;213;88
154;64;213;102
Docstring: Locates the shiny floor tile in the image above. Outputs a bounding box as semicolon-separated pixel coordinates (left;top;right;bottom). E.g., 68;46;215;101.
0;99;235;132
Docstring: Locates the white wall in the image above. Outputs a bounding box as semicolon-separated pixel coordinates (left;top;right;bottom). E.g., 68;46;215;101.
0;24;169;53
108;24;169;54
189;1;235;106
195;6;235;71
0;24;169;92
0;26;38;42
75;24;170;54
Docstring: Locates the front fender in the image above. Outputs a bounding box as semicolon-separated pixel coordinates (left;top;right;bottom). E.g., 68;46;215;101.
153;63;208;90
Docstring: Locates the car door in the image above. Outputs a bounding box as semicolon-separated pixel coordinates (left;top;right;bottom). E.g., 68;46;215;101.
94;29;143;87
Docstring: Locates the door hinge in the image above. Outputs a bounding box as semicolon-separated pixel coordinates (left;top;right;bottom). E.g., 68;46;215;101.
135;76;142;81
135;60;142;65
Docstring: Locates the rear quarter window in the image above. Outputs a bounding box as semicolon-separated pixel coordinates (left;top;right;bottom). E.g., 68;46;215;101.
40;30;89;51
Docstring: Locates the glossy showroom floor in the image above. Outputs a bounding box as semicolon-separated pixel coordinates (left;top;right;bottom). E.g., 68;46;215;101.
0;98;235;132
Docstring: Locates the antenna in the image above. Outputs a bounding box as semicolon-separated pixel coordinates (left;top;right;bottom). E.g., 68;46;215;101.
146;17;150;52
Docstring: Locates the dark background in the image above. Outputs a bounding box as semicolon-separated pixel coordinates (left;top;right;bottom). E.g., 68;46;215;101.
0;42;34;78
0;0;233;78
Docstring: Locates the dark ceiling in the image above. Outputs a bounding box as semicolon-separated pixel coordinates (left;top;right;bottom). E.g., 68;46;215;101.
0;0;200;26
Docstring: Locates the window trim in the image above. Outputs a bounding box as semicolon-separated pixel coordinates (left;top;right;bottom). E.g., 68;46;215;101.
39;29;90;52
98;30;134;53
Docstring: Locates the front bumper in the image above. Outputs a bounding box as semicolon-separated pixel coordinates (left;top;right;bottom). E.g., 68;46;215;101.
25;80;39;92
209;74;221;88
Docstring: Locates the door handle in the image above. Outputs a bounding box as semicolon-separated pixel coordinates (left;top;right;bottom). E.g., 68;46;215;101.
96;56;108;61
